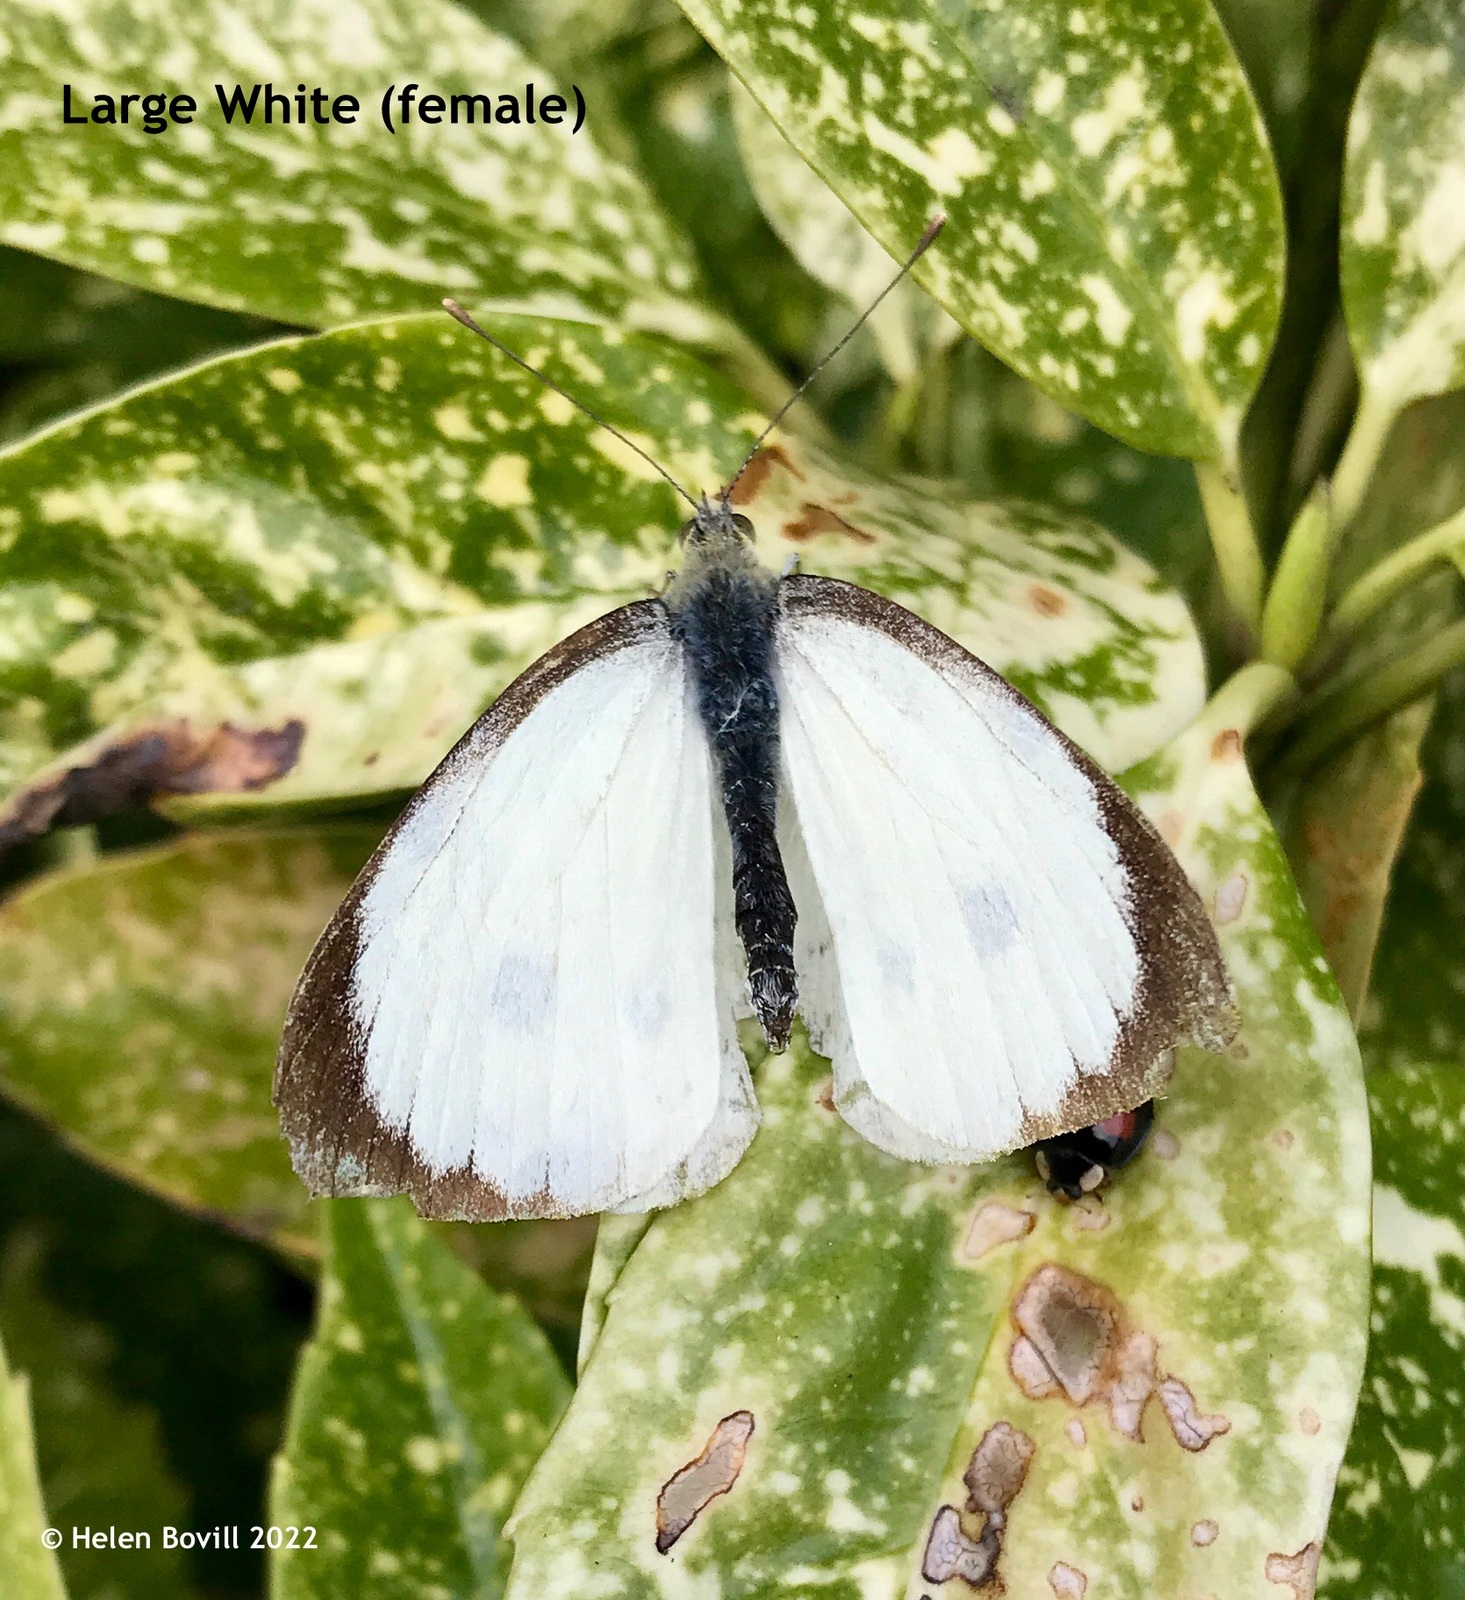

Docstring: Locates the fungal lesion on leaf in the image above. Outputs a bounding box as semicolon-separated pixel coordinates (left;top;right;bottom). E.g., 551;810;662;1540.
1006;1263;1231;1451
1266;1541;1320;1600
780;503;877;545
654;1410;754;1554
920;1421;1035;1590
0;717;305;857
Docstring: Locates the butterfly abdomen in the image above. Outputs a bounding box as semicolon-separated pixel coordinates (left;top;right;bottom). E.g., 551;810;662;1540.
666;547;797;1051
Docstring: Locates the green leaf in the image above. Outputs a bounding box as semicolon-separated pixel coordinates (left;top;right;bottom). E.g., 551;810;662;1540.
0;246;280;447
503;699;1370;1598
1318;671;1465;1596
1321;1064;1465;1600
0;826;378;1251
730;81;955;385
0;315;1204;837
1341;0;1465;412
676;0;1285;463
1284;698;1432;1019
1338;0;1465;509
0;1235;196;1600
0;1328;68;1600
269;1198;570;1600
0;0;702;334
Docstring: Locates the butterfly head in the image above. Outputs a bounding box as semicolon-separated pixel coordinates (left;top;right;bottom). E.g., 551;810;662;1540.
678;496;755;551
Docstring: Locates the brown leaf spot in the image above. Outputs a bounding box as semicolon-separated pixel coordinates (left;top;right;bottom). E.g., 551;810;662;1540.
1048;1561;1088;1599
813;1076;836;1112
1273;1129;1295;1151
1011;1264;1126;1407
1298;1407;1321;1435
1008;1335;1059;1399
922;1505;998;1588
655;1410;754;1553
962;1202;1036;1260
1266;1543;1320;1600
1070;1204;1110;1233
1213;872;1248;925
1191;1519;1220;1546
920;1424;1034;1592
1130;1495;1145;1512
726;443;803;503
782;502;876;544
0;719;304;857
1029;583;1069;617
964;1421;1035;1518
1210;728;1244;763
1009;1265;1230;1449
1158;1377;1231;1451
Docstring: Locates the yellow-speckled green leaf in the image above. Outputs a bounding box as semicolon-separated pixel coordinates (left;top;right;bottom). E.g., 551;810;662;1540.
0;315;1203;839
0;1237;194;1600
1321;672;1465;1598
0;1329;68;1600
502;690;1370;1598
1338;0;1465;515
269;1198;570;1600
0;826;379;1251
730;81;956;385
0;826;596;1334
0;0;703;336
676;0;1285;464
1284;698;1432;1020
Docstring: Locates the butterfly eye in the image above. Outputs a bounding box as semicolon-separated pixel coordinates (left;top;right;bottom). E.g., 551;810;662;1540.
730;513;756;542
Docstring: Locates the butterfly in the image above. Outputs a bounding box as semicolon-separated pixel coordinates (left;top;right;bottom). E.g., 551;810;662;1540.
275;222;1235;1221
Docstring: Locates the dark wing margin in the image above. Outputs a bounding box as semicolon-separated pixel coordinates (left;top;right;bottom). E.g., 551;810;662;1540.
273;599;672;1222
778;574;1236;1142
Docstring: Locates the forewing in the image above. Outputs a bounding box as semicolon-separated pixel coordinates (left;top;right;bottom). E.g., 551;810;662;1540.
276;601;757;1219
775;576;1232;1164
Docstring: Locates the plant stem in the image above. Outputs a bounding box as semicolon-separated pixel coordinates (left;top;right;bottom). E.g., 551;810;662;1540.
1260;489;1331;670
1325;505;1465;642
1199;660;1298;742
1326;383;1395;540
1194;462;1266;642
1282;618;1465;774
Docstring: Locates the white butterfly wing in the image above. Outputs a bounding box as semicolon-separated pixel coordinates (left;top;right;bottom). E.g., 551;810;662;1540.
276;601;757;1219
775;576;1232;1163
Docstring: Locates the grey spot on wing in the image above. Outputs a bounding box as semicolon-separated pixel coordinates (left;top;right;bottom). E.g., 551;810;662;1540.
489;953;555;1033
877;941;917;994
961;883;1020;957
625;985;671;1040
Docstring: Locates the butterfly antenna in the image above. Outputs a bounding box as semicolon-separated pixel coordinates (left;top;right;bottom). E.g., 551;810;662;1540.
722;212;947;502
442;299;700;512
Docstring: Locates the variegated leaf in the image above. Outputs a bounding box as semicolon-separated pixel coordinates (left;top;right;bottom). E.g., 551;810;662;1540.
270;1198;570;1600
0;316;1203;839
0;826;595;1333
503;694;1370;1599
0;826;379;1252
730;80;956;385
0;0;704;336
0;1331;68;1600
0;1237;193;1600
1321;670;1465;1596
676;0;1285;463
1339;0;1465;510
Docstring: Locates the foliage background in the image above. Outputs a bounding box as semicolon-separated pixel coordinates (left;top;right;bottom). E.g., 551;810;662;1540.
0;0;1460;1595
